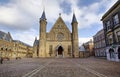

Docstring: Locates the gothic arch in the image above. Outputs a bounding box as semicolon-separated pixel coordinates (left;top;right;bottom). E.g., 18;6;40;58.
56;45;64;57
57;46;64;55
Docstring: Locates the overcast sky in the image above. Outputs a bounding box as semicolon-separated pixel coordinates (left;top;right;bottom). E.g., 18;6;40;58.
0;0;118;46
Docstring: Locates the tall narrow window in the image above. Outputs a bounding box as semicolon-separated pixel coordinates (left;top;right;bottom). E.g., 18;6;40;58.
108;35;113;45
117;31;120;42
113;14;119;25
118;35;120;42
68;45;71;55
106;20;111;30
49;45;53;56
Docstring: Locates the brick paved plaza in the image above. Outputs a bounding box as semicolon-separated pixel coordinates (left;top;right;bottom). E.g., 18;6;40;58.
0;57;120;77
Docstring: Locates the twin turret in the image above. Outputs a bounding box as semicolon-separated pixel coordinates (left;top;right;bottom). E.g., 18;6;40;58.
39;11;47;57
71;13;79;57
39;10;78;57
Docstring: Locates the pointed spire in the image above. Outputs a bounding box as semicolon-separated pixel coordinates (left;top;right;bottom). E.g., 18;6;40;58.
8;32;13;41
33;37;38;46
40;10;46;20
35;37;37;40
72;13;77;23
59;13;61;17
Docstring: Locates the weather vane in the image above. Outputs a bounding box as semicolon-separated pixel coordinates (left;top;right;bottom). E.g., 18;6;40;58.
59;13;61;17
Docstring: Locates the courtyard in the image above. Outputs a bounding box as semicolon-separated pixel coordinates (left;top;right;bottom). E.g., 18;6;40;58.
0;57;120;77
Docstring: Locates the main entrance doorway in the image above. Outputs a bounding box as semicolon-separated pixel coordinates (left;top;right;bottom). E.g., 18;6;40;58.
58;46;63;55
118;47;120;59
109;49;114;59
57;46;64;57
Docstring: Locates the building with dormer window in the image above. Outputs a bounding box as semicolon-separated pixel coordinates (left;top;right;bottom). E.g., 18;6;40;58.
101;0;120;61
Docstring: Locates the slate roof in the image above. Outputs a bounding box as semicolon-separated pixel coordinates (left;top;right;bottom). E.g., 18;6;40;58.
40;11;46;20
13;40;32;47
0;31;13;41
101;0;120;20
79;45;86;52
72;13;77;23
33;40;39;46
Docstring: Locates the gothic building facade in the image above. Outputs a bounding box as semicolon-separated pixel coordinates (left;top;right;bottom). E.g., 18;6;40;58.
38;11;79;58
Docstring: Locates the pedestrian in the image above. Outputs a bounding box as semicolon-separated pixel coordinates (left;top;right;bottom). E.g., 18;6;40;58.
0;57;3;64
72;54;75;58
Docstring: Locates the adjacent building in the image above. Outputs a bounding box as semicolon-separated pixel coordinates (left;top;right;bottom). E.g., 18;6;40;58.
33;37;39;57
38;11;79;58
27;46;33;58
93;29;106;57
79;45;86;58
0;31;13;59
13;40;33;58
0;31;33;59
101;0;120;61
79;39;94;58
83;39;94;56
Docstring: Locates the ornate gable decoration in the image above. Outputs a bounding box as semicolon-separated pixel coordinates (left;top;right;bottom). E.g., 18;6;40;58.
47;16;71;41
49;16;71;33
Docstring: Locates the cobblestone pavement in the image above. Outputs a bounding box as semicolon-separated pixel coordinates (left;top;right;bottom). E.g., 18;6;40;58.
0;57;120;77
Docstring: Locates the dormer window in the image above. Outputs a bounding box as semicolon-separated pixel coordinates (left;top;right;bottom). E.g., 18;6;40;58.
113;14;119;26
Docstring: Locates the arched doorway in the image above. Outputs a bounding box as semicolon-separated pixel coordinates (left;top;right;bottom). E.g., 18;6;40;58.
118;47;120;59
58;46;63;55
109;48;114;59
57;46;64;57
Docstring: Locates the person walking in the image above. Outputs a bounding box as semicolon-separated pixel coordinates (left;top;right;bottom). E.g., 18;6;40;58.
0;57;3;64
0;52;3;64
